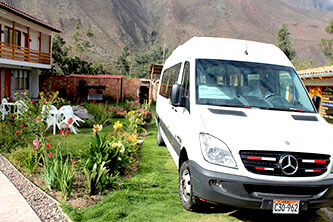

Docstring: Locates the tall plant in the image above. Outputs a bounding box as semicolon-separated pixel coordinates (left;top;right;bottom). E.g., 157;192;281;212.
277;24;296;61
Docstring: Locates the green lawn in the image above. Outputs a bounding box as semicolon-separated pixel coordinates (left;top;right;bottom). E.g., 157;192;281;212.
62;124;241;222
61;123;330;222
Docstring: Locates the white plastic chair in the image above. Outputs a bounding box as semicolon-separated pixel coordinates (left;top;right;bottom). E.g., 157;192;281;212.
1;98;10;121
42;105;59;135
15;100;27;120
59;105;85;126
57;106;79;134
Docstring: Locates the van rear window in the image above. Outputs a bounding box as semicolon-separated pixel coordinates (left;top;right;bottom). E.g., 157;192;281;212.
159;63;181;99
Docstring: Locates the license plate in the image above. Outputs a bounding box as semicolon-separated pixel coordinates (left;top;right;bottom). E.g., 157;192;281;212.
273;200;300;214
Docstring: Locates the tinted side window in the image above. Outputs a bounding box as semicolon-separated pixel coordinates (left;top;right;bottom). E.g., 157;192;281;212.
182;61;190;97
159;63;181;98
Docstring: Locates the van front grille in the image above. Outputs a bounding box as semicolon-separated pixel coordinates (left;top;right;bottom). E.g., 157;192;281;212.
240;151;330;177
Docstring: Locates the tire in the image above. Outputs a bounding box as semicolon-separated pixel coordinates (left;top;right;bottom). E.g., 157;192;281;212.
156;122;165;146
179;160;199;211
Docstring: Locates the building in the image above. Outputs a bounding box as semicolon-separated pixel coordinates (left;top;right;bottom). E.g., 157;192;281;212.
0;1;60;100
298;66;333;123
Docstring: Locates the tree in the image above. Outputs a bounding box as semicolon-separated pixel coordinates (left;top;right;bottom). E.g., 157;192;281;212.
72;22;94;59
115;46;131;75
277;24;296;61
132;44;169;78
321;19;333;64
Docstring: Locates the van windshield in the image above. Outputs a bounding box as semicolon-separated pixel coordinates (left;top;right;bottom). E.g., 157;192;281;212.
195;59;315;113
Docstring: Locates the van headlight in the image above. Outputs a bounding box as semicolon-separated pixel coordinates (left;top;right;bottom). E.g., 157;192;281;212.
200;133;237;168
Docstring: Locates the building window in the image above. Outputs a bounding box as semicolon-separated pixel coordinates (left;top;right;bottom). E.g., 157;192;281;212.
15;30;21;46
14;70;30;90
4;26;13;44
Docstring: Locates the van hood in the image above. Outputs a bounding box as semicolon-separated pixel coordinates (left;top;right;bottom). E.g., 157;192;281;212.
198;106;333;155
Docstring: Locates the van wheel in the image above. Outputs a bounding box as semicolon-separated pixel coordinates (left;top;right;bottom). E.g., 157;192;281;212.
179;160;199;211
156;122;165;146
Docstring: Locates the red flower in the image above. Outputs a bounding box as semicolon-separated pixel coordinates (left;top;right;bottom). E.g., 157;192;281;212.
48;152;52;158
58;104;61;109
82;98;85;101
48;137;52;141
46;143;51;149
12;115;16;119
68;117;73;125
20;124;24;128
117;112;119;115
30;101;34;104
20;92;24;96
59;129;63;135
33;147;37;151
92;100;96;104
56;91;59;94
70;158;75;164
16;130;20;135
43;101;46;104
66;130;70;136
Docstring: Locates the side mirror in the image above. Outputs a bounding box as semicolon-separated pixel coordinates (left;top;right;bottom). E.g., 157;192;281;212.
170;84;182;106
312;95;321;112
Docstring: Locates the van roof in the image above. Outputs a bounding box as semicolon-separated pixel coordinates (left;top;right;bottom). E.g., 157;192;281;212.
164;37;294;69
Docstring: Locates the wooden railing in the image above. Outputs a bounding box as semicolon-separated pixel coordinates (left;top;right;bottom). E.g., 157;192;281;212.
0;41;50;65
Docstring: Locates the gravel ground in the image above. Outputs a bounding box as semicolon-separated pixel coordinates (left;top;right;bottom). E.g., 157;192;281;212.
0;154;70;222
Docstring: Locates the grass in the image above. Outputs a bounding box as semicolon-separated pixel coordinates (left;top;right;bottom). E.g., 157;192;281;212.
61;122;331;222
62;124;241;222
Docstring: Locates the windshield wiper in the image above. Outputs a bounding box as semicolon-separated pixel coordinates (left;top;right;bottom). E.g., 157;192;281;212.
260;107;306;112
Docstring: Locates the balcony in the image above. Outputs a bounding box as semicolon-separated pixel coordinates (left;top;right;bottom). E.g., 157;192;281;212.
0;41;50;65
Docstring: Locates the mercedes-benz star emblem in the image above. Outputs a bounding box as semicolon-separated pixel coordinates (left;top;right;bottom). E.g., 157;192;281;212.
279;155;298;176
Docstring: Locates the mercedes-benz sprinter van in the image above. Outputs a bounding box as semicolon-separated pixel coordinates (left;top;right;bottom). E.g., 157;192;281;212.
156;37;333;214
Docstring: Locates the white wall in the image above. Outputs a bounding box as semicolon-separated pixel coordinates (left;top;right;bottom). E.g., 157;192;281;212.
29;69;39;99
41;33;50;53
29;31;39;51
0;69;3;99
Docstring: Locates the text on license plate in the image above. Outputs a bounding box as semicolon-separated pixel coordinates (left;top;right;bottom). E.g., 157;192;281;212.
273;200;300;214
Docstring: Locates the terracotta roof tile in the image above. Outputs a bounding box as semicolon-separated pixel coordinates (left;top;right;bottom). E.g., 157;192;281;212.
0;1;60;32
70;74;124;79
298;66;333;75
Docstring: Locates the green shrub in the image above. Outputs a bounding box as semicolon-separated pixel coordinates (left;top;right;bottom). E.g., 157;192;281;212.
42;150;75;200
86;103;113;125
84;124;138;195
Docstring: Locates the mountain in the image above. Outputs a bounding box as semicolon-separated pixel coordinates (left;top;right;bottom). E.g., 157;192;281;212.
2;0;333;66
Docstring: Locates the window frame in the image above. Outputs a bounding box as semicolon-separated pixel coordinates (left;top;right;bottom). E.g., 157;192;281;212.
14;69;30;90
159;63;182;99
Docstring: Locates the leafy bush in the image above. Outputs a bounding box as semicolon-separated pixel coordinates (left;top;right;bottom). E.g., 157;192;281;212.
42;150;76;200
86;103;113;125
84;123;138;195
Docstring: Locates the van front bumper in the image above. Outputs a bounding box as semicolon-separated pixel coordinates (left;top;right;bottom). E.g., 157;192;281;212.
189;160;333;210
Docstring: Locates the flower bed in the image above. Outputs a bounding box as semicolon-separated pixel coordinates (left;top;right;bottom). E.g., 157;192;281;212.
0;91;153;207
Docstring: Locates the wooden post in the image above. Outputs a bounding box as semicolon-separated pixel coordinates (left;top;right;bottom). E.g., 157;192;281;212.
27;27;30;62
48;35;51;64
148;64;154;105
12;22;15;59
0;24;2;55
39;32;42;63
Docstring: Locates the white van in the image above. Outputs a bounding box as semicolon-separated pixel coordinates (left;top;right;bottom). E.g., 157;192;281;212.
156;37;333;214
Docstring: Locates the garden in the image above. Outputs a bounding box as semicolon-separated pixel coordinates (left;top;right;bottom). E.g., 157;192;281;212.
0;91;152;207
0;92;331;221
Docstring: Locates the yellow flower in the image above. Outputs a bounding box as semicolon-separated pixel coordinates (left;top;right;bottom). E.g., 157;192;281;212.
92;124;103;135
113;121;123;130
130;134;137;143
